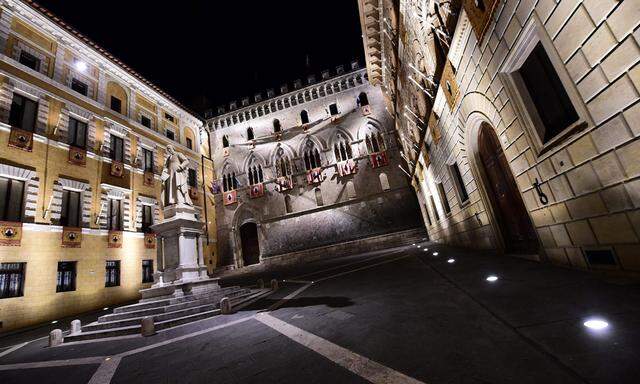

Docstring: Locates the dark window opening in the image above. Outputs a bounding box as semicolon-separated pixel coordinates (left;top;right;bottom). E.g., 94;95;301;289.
188;169;197;187
273;119;281;133
222;135;229;148
142;260;154;283
19;51;40;72
9;93;37;132
430;195;440;221
451;163;469;203
71;78;88;96
0;177;25;222
247;127;254;141
518;43;579;143
56;261;76;292
107;199;123;231
0;262;25;299
60;189;81;227
68;118;87;149
300;110;309;124
304;148;321;170
105;260;120;287
357;92;369;106
248;165;264;185
584;249;617;266
186;137;193;150
166;130;175;141
329;103;339;116
165;113;174;122
143;148;154;172
140;115;151;129
437;183;451;214
423;204;433;226
110;135;124;162
141;205;153;233
110;96;122;114
223;172;237;192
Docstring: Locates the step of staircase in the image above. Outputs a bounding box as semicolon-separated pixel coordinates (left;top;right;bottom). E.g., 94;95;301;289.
63;288;273;343
98;287;250;323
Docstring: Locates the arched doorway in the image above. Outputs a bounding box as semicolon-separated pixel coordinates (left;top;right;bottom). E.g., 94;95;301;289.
239;222;260;266
477;123;538;253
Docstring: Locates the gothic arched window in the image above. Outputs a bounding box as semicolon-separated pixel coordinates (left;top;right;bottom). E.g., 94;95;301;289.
303;141;321;170
247;164;263;185
247;127;254;141
334;136;352;162
275;148;292;177
222;135;229;148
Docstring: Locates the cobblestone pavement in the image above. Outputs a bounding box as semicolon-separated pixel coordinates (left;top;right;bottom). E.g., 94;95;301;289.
1;242;639;383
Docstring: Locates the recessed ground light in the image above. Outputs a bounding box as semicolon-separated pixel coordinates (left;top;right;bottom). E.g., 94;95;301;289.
447;258;455;263
103;307;109;310
423;248;429;251
417;245;421;248
51;320;58;324
486;275;498;282
432;252;439;256
412;243;416;246
583;319;609;330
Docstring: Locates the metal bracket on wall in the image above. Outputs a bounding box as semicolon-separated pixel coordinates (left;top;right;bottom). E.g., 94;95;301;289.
532;178;549;205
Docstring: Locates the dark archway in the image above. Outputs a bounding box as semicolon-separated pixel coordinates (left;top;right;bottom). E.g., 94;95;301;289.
239;222;260;266
478;123;538;254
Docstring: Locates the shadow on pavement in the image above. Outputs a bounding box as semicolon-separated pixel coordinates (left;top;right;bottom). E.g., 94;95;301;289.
246;296;355;311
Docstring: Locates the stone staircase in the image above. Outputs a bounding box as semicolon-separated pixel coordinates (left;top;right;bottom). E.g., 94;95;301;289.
64;285;272;343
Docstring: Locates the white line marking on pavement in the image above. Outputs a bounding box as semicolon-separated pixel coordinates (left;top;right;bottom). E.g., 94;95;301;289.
255;313;426;384
0;356;107;371
264;283;314;312
87;357;121;384
0;342;28;359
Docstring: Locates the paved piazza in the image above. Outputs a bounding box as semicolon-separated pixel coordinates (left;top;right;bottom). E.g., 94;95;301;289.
1;243;639;383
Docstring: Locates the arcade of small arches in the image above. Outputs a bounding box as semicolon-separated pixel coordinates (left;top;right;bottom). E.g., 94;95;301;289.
208;70;368;130
218;91;371;148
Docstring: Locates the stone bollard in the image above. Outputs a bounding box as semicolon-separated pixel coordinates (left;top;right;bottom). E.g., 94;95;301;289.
257;278;265;289
141;316;155;337
70;319;82;335
49;329;63;347
270;279;279;291
220;297;232;314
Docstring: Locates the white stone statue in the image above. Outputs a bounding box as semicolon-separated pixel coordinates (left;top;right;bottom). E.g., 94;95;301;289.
161;145;193;206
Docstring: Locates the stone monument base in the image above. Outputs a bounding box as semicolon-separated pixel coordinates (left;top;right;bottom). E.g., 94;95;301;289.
143;203;222;301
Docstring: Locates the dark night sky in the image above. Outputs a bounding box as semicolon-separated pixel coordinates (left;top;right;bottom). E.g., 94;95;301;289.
35;1;365;117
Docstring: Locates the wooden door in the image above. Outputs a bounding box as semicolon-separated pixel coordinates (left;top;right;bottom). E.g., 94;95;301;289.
478;124;538;253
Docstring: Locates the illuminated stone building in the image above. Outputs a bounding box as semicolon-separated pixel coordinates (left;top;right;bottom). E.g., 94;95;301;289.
358;0;640;273
205;64;423;270
0;0;215;332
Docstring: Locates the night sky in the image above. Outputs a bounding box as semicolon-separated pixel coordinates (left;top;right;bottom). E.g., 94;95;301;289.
34;1;365;117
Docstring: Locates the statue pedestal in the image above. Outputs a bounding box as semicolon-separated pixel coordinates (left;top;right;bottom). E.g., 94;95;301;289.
140;203;220;301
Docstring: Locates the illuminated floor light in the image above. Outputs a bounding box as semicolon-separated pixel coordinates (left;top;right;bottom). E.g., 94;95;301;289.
447;258;455;264
583;319;609;330
423;248;429;251
51;320;58;324
103;307;109;310
432;252;439;256
412;243;416;246
417;245;421;248
486;275;498;282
